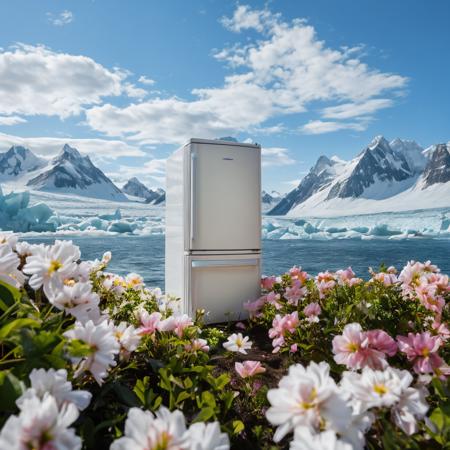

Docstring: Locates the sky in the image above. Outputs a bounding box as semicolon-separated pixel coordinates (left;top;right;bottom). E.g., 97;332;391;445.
0;0;449;193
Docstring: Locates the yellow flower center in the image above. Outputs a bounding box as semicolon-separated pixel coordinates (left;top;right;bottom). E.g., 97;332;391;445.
300;387;317;410
48;259;62;274
346;342;359;353
64;278;76;286
154;431;172;450
422;347;430;357
373;384;388;396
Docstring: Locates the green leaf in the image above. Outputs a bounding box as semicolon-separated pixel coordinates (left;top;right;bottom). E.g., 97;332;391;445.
66;339;93;358
0;370;23;412
0;318;39;341
193;407;215;422
232;420;245;435
0;280;21;311
112;382;141;407
175;391;191;405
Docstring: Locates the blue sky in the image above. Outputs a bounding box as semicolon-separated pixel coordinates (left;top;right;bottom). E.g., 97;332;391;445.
0;0;449;192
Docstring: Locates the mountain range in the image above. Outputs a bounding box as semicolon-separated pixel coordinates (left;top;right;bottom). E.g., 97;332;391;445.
269;136;450;217
0;144;165;203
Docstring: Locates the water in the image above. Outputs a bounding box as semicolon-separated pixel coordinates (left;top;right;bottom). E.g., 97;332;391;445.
26;235;450;289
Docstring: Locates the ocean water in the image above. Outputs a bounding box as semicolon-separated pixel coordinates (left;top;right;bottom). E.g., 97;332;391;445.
26;235;450;289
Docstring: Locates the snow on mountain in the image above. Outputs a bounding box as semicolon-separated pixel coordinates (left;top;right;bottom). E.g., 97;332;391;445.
122;177;164;204
262;190;282;211
26;144;128;201
268;155;346;215
389;138;426;173
269;136;450;218
0;145;46;180
421;143;450;187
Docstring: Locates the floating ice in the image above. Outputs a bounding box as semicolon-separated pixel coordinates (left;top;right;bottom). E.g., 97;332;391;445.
0;186;56;232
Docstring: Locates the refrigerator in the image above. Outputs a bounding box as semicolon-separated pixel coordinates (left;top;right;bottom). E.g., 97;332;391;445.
165;138;261;323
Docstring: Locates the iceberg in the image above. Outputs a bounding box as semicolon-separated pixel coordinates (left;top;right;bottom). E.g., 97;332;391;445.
0;185;56;233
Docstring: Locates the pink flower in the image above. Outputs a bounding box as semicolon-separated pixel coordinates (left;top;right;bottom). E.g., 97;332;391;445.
235;361;266;379
371;271;398;286
303;302;321;323
159;314;193;338
269;312;299;352
432;320;450;342
261;276;277;291
332;323;369;370
284;280;307;305
185;338;209;353
336;267;362;286
289;266;308;283
332;324;396;370
415;283;445;314
315;272;336;298
266;291;282;309
366;329;397;356
290;344;298;353
137;310;162;335
243;296;266;318
397;332;443;374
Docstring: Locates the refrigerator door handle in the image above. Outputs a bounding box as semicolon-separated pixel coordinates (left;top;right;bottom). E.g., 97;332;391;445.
192;259;259;268
190;151;197;245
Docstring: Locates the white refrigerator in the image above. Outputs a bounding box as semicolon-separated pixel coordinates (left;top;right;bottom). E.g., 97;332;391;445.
165;138;261;323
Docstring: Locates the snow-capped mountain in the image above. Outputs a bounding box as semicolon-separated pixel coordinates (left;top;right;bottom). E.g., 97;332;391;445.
26;144;127;201
149;188;165;205
421;143;450;187
0;145;46;180
262;190;282;211
122;177;166;205
269;136;450;217
269;155;343;215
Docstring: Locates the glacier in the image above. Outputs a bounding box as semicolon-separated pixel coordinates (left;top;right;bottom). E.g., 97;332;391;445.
1;187;449;240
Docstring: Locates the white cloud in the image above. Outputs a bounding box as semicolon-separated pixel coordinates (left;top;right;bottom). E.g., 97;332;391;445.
262;147;295;167
47;10;74;26
321;98;394;120
300;120;367;135
0;115;27;126
0;132;146;160
138;75;156;85
85;5;407;143
107;158;167;187
0;44;143;118
220;5;278;33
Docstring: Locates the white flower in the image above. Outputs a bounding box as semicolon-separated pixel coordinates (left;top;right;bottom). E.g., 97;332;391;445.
266;362;352;442
290;427;353;450
23;240;80;297
102;251;112;265
0;393;81;450
391;382;429;435
64;319;120;385
47;279;100;323
125;272;144;289
0;243;25;288
16;368;91;412
0;233;18;250
102;273;127;294
223;333;252;354
110;406;189;450
188;422;230;450
114;322;142;354
341;367;405;410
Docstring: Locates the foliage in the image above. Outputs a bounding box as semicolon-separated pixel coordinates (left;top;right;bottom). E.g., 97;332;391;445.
0;235;448;449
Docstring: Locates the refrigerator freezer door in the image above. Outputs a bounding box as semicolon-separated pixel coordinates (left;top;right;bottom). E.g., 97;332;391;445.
189;142;261;251
186;254;261;323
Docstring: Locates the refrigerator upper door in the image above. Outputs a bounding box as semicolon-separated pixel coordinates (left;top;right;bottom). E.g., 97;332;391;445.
189;142;261;251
